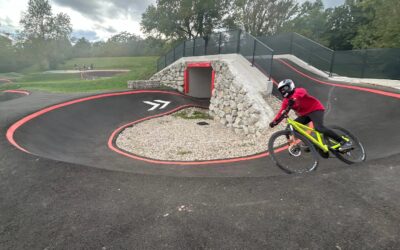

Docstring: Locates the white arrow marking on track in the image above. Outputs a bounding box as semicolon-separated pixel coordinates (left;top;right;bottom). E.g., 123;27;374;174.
143;100;171;111
154;100;171;109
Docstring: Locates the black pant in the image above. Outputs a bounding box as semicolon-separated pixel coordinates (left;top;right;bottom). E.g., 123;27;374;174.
295;110;343;142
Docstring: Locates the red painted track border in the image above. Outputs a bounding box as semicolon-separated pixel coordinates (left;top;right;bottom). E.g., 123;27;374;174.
108;105;270;165
6;89;271;166
3;90;30;95
6;90;186;154
276;59;400;99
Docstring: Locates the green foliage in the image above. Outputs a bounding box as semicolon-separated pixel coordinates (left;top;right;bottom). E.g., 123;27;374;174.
0;36;17;72
351;0;400;48
278;0;399;50
173;109;212;120
57;57;156;70
18;0;73;70
72;37;92;58
70;32;166;58
141;0;231;40
280;0;329;45
322;0;367;50
230;0;298;36
20;0;71;40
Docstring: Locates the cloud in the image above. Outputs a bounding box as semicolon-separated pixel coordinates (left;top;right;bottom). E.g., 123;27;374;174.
52;0;104;21
52;0;156;22
111;0;156;15
72;30;99;41
93;24;118;34
296;0;345;8
0;16;18;34
0;16;14;26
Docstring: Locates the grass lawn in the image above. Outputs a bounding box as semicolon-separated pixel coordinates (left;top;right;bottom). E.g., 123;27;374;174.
56;57;153;70
0;56;158;93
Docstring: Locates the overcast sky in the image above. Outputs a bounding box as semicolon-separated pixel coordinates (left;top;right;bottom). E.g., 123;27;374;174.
0;0;344;41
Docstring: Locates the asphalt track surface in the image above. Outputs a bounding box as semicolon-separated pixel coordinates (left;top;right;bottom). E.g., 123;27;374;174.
1;59;399;249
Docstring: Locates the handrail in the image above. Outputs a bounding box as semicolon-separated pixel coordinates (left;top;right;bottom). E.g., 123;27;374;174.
244;32;274;53
293;32;334;53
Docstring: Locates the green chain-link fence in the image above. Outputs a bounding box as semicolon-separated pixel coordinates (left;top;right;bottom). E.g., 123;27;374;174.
157;30;400;80
157;30;274;79
331;48;400;79
259;33;400;80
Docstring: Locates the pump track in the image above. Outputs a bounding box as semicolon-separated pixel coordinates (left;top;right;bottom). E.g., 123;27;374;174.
1;59;399;249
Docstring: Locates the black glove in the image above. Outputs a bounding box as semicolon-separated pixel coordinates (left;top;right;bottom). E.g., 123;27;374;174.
269;121;278;128
288;98;295;107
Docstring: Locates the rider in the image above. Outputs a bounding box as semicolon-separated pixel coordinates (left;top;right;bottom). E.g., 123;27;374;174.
269;79;352;152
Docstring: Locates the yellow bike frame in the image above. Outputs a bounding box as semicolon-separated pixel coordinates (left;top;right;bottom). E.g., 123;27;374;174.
286;118;346;153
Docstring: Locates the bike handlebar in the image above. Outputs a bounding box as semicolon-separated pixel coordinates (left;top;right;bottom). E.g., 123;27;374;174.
270;101;294;128
276;105;292;123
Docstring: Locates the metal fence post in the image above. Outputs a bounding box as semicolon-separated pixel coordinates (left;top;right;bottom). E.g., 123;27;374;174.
361;49;368;78
218;32;222;54
329;51;336;77
164;55;167;68
193;39;196;56
308;45;313;64
204;36;208;55
269;52;274;81
183;41;186;57
173;47;176;61
252;39;257;66
290;33;294;54
236;30;242;53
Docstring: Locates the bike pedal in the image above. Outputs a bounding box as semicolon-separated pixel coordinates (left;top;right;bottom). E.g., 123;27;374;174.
339;147;354;153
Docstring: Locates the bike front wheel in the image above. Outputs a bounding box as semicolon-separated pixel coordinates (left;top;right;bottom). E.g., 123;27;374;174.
268;130;319;174
326;126;366;164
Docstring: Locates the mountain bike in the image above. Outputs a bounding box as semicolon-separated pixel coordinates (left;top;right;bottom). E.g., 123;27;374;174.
268;106;366;174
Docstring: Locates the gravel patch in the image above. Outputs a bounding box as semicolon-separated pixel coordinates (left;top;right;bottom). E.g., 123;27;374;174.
116;95;291;161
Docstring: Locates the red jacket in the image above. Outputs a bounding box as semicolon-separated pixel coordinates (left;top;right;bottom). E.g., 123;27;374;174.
273;88;325;121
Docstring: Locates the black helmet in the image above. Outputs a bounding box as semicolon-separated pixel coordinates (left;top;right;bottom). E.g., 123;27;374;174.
278;79;295;97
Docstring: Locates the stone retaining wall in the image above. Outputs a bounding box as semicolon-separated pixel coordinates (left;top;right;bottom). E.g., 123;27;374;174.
209;61;265;137
128;80;162;89
147;56;274;137
150;64;186;92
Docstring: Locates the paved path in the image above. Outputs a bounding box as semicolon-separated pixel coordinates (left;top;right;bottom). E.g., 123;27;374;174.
0;59;399;249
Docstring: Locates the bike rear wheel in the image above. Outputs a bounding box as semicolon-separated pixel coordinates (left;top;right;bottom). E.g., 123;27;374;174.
268;130;319;174
326;126;366;164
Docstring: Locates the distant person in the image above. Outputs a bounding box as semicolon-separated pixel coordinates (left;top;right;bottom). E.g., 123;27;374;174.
269;79;352;152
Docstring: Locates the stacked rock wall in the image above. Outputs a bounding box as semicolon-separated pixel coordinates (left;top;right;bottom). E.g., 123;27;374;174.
150;63;186;93
148;56;274;137
209;61;265;137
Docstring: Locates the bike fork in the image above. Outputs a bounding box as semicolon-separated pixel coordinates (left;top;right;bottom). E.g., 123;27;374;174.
285;125;297;146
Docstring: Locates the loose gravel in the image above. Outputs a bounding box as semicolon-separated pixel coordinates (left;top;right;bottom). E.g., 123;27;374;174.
116;95;290;161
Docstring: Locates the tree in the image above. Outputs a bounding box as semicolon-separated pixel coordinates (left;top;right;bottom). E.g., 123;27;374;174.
141;0;231;40
20;0;71;40
228;0;298;36
280;0;328;44
351;0;400;48
19;0;72;69
0;35;17;72
72;37;92;58
108;32;140;44
20;0;52;40
321;0;369;50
